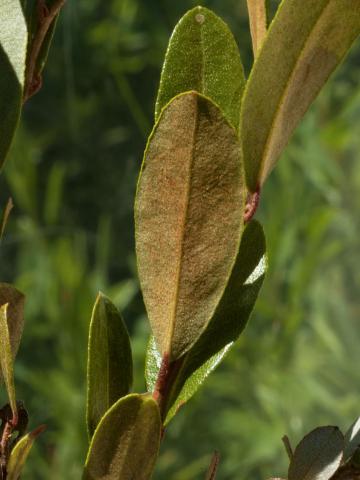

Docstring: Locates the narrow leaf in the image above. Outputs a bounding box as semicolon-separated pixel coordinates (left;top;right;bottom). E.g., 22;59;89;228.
344;417;360;462
135;91;245;361
288;426;344;480
0;198;14;242
246;0;268;56
155;6;245;131
0;0;28;170
83;394;161;480
0;304;17;420
0;283;25;363
6;425;46;480
241;0;360;192
87;293;133;439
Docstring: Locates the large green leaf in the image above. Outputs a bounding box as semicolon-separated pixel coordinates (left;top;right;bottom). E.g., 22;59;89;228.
0;304;17;419
155;6;245;131
240;0;360;192
288;426;344;480
83;394;161;480
146;220;266;423
135;91;245;361
0;283;25;365
87;293;133;439
0;0;28;170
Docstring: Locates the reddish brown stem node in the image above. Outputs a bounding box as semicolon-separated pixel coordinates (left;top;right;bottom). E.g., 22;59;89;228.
153;353;183;422
244;185;261;223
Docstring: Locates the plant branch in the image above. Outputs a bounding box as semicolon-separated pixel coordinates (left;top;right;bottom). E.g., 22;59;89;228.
246;0;267;57
281;435;293;460
205;451;220;480
153;354;183;422
244;186;261;223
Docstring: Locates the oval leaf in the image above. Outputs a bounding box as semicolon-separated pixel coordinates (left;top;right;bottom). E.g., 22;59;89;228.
87;293;133;439
241;0;360;192
0;0;28;170
83;394;161;480
0;304;17;418
288;426;344;480
135;91;245;361
344;417;360;462
155;6;245;131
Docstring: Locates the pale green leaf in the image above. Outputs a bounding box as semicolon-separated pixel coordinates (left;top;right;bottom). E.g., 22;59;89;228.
241;0;360;192
155;6;245;131
87;293;133;439
0;304;17;419
135;91;245;361
83;394;161;480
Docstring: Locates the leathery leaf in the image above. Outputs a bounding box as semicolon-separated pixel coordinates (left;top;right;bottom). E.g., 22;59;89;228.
155;6;245;131
240;0;360;192
83;394;161;480
135;91;245;361
87;293;133;439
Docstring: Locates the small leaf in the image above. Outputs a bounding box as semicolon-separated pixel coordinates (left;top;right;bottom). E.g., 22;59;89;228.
135;91;245;361
87;293;133;439
343;417;360;462
241;0;360;192
6;425;46;480
288;426;344;480
246;0;268;56
0;0;28;170
155;6;245;131
0;198;14;242
0;304;17;420
0;283;25;363
83;394;161;480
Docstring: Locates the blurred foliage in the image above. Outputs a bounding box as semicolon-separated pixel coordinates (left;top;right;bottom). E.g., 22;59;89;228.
0;0;359;479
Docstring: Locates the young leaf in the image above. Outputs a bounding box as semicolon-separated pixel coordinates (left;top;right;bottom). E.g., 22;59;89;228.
155;6;245;131
83;394;161;480
145;221;266;423
0;283;25;363
241;0;360;192
0;0;28;170
87;293;133;439
135;91;245;361
6;425;46;480
0;304;17;420
343;417;360;462
288;426;344;480
246;0;268;56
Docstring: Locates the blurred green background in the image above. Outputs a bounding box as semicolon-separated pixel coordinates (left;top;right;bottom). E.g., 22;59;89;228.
0;0;359;478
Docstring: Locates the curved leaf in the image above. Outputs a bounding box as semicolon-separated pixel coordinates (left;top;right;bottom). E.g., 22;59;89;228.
83;394;161;480
0;304;17;418
288;426;344;480
241;0;360;192
87;293;133;439
0;283;25;365
155;6;245;131
0;0;28;170
135;91;245;361
344;417;360;462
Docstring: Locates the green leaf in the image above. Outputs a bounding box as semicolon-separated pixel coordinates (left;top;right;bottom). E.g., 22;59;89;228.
87;293;133;439
6;425;46;480
83;394;161;480
0;198;14;242
0;0;28;170
288;426;344;480
0;304;17;419
155;6;245;131
240;0;360;192
246;0;268;56
145;221;266;423
135;91;245;361
343;417;360;462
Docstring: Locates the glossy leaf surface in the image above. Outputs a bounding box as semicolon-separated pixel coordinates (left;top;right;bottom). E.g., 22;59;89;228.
6;426;45;480
0;0;27;170
0;304;17;417
241;0;360;191
87;293;133;438
136;91;245;361
83;394;161;480
155;6;245;131
344;417;360;462
288;426;344;480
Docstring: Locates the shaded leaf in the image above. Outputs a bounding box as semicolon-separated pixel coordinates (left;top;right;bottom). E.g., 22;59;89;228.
135;91;245;361
83;394;161;480
344;417;360;462
0;0;28;170
0;304;17;419
155;6;245;131
240;0;360;192
87;293;133;439
0;198;14;242
0;283;25;363
6;425;46;480
288;426;344;480
246;0;268;56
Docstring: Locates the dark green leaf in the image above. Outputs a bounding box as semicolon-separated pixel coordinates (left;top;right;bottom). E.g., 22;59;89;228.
344;417;360;462
0;0;28;170
155;6;245;131
87;293;133;439
240;0;360;192
288;426;344;480
83;394;161;480
135;91;245;361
